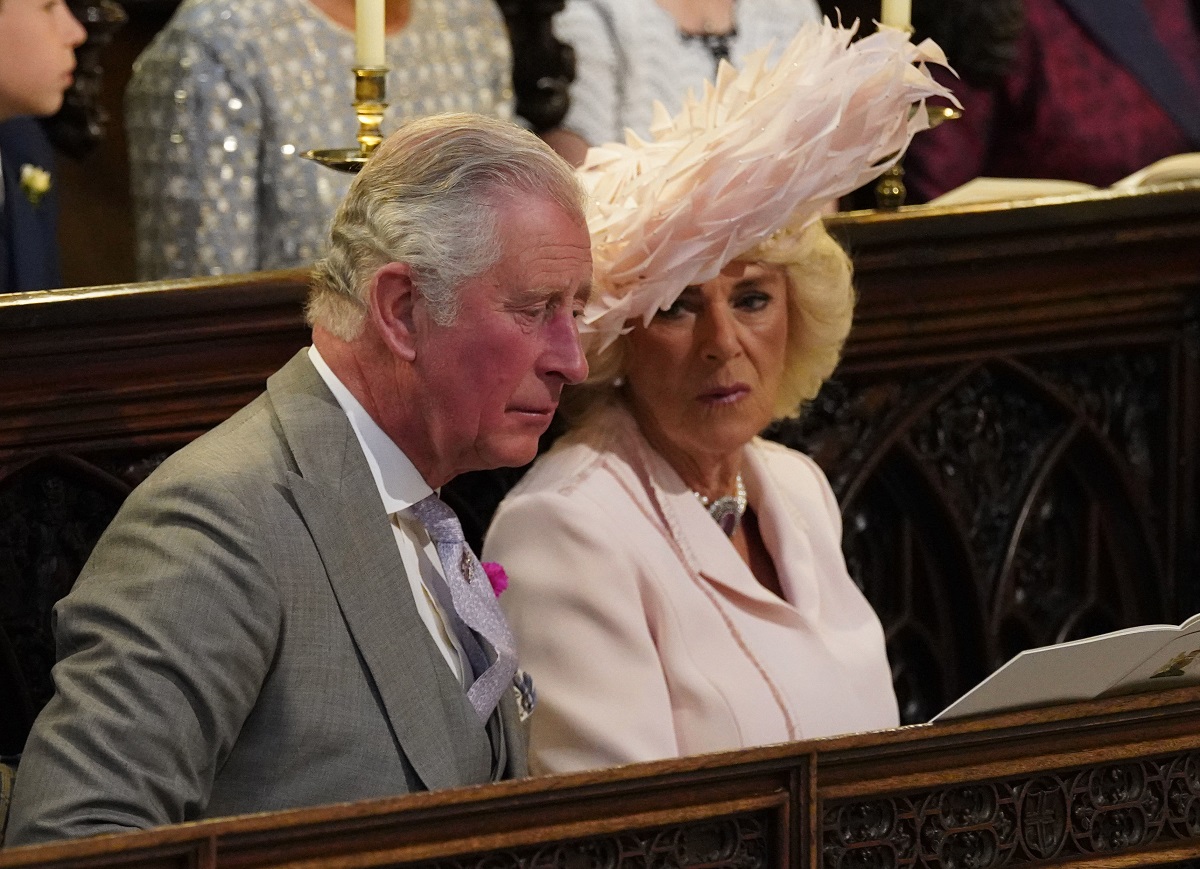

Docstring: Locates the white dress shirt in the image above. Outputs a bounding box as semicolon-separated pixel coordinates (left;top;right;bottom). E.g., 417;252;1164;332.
308;345;467;684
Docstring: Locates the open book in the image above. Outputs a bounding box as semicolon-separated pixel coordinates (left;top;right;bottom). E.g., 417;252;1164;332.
925;153;1200;207
934;613;1200;721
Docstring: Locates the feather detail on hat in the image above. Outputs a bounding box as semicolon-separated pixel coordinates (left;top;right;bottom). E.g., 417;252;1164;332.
577;20;959;352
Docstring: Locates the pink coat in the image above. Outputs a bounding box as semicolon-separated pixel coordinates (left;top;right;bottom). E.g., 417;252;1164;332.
483;404;899;774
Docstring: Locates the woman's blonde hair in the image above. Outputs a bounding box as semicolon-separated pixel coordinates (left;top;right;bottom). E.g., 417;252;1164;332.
565;219;854;425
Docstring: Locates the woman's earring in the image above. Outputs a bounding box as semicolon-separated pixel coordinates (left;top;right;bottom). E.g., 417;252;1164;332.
612;375;625;387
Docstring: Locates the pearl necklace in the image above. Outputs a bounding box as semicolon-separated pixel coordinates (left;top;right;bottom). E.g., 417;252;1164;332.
694;473;747;537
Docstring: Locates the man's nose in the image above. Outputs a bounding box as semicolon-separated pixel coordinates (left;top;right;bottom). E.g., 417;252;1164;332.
543;311;589;385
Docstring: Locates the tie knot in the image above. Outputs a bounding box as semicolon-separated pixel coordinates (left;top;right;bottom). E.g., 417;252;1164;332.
408;493;466;545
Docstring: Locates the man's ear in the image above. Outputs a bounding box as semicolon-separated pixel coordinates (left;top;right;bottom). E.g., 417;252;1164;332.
369;262;419;362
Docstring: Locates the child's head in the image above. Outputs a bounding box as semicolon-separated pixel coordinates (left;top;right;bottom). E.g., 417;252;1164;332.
0;0;87;122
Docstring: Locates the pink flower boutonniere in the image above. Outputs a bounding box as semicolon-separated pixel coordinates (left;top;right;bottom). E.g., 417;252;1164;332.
481;561;508;597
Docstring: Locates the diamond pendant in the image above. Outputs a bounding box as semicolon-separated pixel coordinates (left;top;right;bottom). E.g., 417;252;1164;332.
707;495;741;536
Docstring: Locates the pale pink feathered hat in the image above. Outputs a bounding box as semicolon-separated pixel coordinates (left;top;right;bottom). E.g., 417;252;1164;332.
577;20;959;352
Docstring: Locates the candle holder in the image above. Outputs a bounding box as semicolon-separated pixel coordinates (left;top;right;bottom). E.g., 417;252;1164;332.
874;104;962;209
304;66;389;173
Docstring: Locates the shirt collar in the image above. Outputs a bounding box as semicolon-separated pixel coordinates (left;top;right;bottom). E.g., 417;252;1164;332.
308;345;434;514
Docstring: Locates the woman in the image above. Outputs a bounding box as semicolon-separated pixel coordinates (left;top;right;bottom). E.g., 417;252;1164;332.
125;0;512;279
483;22;956;774
904;0;1200;202
542;0;821;165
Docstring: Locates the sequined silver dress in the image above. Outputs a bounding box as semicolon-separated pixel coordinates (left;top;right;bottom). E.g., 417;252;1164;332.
125;0;514;279
554;0;820;147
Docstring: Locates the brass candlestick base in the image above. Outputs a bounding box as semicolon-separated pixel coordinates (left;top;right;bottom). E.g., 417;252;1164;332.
875;163;907;209
304;66;389;173
874;103;963;209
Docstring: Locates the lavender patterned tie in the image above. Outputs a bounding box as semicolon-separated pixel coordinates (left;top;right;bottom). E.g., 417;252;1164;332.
408;494;517;723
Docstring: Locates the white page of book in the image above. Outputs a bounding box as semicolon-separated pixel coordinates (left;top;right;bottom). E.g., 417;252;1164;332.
933;625;1180;722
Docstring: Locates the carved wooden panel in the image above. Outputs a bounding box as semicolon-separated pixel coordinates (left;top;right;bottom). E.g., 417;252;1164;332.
823;752;1200;868
7;689;1200;869
776;347;1176;722
410;813;773;869
0;455;137;755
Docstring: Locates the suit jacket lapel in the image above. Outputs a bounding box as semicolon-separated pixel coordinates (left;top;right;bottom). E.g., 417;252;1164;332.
1057;0;1200;147
267;351;493;791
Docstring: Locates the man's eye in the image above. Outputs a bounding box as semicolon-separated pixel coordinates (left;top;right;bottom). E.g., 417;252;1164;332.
521;301;557;322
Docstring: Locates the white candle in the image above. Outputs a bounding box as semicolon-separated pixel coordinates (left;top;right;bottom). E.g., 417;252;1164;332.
355;0;386;67
880;0;912;29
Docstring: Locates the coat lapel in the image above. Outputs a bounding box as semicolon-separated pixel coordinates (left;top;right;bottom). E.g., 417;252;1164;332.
629;426;788;610
740;444;824;621
620;411;820;618
267;351;493;791
1057;0;1200;147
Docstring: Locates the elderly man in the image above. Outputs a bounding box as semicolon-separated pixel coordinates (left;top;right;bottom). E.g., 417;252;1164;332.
6;113;591;845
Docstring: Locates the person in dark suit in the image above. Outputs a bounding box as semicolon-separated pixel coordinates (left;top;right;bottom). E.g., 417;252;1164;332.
0;117;62;292
0;0;87;292
5;112;592;844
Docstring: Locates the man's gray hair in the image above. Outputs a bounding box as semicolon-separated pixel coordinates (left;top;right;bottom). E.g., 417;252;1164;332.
308;113;588;338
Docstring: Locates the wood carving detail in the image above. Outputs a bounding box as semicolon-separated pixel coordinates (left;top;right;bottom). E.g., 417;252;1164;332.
90;450;174;490
823;754;1200;868
1030;353;1164;519
905;365;1064;571
0;456;132;754
414;813;771;868
775;353;1167;721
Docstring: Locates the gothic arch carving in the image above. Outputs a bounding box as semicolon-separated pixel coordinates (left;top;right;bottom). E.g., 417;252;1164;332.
0;454;132;754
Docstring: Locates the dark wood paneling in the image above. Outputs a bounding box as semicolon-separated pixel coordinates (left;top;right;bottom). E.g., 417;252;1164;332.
797;189;1200;719
5;688;1200;867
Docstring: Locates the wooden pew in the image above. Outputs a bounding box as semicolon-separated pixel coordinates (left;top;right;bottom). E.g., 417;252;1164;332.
1;185;1199;754
4;686;1200;867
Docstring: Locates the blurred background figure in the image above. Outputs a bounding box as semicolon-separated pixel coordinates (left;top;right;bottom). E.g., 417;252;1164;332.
541;0;821;165
903;0;1200;203
0;0;88;292
124;0;514;280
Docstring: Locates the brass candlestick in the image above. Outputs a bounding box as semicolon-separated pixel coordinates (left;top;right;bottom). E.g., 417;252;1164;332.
304;66;389;173
874;104;962;209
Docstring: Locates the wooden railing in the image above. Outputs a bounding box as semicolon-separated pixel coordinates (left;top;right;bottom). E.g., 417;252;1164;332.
5;686;1200;867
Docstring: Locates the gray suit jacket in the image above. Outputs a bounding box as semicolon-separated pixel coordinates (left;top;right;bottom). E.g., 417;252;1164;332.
6;352;526;845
